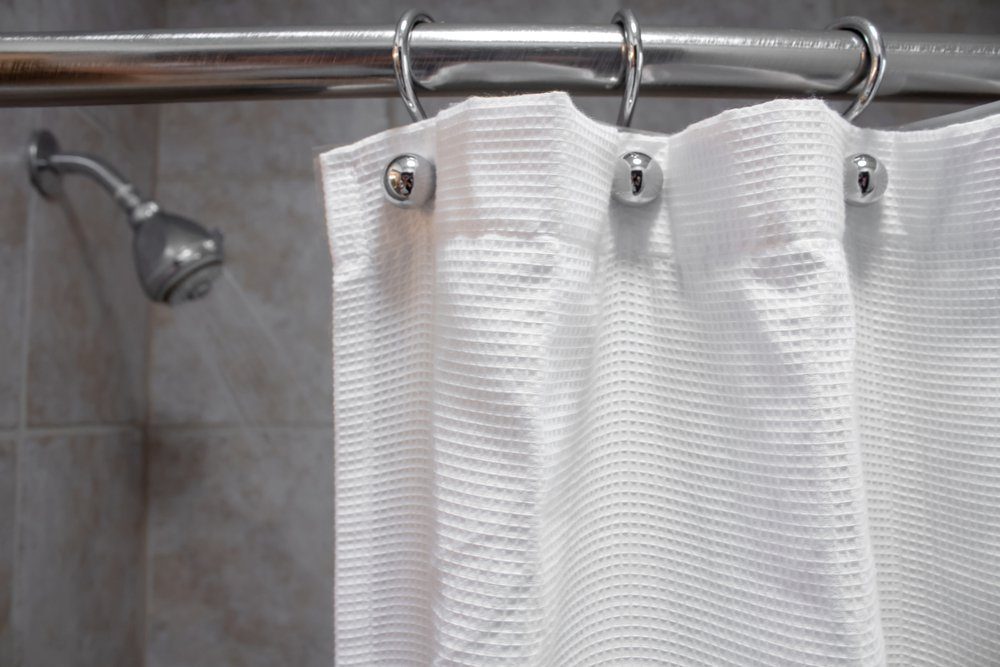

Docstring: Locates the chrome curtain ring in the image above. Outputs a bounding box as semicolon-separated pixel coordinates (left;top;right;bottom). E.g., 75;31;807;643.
393;9;434;122
612;9;643;127
827;16;887;122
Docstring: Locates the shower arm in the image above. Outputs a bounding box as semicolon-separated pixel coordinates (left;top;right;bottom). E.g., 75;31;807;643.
47;154;147;212
26;129;225;305
0;26;997;106
28;131;154;227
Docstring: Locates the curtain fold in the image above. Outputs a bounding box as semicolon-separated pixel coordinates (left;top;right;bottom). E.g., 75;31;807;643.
320;93;1000;666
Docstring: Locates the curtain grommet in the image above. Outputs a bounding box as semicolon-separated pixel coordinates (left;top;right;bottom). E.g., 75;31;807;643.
612;152;662;206
844;153;887;206
383;154;435;207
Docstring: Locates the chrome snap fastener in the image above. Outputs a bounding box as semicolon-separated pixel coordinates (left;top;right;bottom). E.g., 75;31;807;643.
383;153;435;207
844;153;887;206
612;152;662;206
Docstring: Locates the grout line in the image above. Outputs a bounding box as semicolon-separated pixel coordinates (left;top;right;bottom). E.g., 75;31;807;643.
0;422;146;438
22;423;143;438
147;422;334;434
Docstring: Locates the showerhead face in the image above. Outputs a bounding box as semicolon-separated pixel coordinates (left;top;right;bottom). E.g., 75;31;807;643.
131;207;224;304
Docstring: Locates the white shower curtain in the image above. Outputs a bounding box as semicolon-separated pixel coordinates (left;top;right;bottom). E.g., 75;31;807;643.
319;93;1000;666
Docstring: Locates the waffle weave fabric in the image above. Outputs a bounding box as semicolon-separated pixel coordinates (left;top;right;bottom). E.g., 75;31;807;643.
319;93;1000;666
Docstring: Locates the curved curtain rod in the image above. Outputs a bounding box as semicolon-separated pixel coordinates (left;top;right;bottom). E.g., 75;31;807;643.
0;25;997;106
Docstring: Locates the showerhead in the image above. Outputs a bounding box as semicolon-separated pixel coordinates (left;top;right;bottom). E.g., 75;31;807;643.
130;204;224;304
27;129;224;305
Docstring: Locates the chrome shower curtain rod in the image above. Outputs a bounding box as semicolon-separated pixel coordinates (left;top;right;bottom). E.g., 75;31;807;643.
0;25;997;106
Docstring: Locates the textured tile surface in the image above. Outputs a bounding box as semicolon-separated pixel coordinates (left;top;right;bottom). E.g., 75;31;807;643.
16;430;144;667
147;299;244;426
0;0;39;30
5;1;161;665
26;106;155;426
19;0;162;429
35;0;162;31
150;98;388;426
0;109;35;429
0;0;37;429
149;272;329;425
146;427;333;667
0;437;15;666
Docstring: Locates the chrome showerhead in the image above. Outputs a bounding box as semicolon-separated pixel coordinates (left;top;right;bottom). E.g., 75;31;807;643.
27;129;224;305
130;204;224;304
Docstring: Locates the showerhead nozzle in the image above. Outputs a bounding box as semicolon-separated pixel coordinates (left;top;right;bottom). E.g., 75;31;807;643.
131;206;224;304
27;129;225;305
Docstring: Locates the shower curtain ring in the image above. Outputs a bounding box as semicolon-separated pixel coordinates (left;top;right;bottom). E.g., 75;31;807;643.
393;9;434;122
827;16;886;122
612;9;643;127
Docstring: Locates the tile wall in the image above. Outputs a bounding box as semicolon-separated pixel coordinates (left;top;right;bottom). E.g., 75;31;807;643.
0;1;162;665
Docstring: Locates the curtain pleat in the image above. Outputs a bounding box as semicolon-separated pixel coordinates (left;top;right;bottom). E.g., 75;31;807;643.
320;93;1000;666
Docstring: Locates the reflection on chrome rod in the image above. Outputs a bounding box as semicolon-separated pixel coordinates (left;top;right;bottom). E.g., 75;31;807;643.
0;25;996;106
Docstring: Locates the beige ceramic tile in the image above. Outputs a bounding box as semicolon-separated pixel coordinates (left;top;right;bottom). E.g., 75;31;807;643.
150;264;331;425
78;104;161;174
34;0;163;31
0;109;36;428
26;107;153;426
16;429;144;667
150;98;388;426
4;0;160;662
0;0;39;30
147;304;244;425
146;426;333;667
